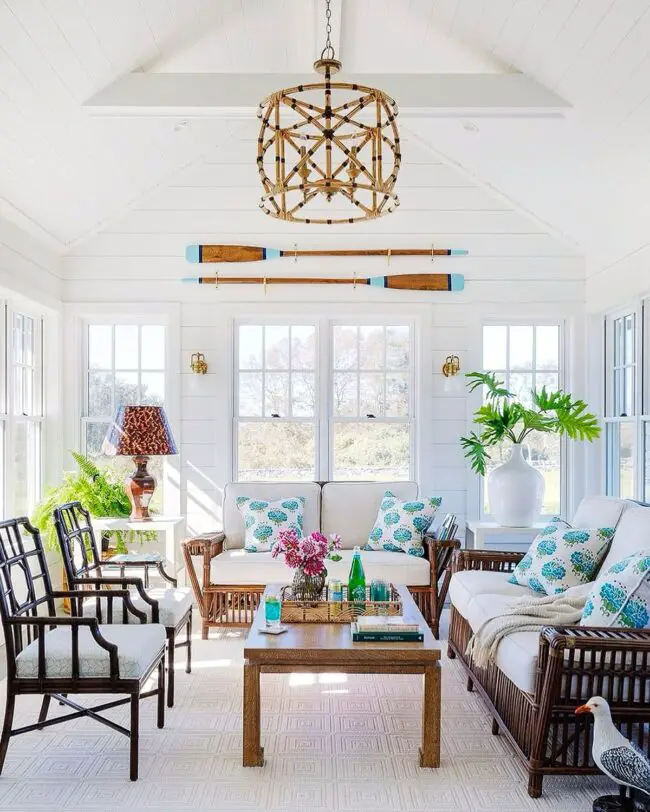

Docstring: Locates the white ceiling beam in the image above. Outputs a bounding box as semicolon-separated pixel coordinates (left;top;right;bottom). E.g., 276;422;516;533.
83;72;570;119
314;0;342;62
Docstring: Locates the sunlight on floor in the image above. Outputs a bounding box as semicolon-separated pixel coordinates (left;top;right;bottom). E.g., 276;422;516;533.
288;672;348;687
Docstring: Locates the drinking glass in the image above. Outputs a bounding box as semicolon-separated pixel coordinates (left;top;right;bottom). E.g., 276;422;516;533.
370;579;391;603
264;593;282;627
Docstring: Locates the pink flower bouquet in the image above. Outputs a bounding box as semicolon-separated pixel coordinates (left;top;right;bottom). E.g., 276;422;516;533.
272;529;342;576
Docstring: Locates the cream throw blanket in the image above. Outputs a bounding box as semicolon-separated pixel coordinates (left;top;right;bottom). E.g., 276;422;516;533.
465;586;590;670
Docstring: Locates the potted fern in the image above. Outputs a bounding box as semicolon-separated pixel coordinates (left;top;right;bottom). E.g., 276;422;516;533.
32;452;155;552
460;372;600;526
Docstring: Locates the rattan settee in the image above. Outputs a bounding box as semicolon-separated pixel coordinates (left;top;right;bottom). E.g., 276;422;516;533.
447;496;650;798
183;481;459;639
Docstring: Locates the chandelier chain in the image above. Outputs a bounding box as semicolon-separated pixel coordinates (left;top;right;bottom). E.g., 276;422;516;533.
321;0;335;60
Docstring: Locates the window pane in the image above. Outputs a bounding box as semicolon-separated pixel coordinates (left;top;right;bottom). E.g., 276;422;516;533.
625;315;635;365
141;372;165;406
386;326;409;370
291;326;316;370
644;423;650;502
264;372;289;417
13;367;24;415
13;314;24;364
614;317;624;366
115;371;139;409
536;326;559;370
359;326;384;370
291;372;315;417
619;422;635;498
88;371;113;417
386;373;410;417
238;421;316;480
333;326;357;369
333;372;358;416
0;423;4;519
13;421;40;516
239;372;263;417
509;326;533;370
508;372;533;406
114;325;138;370
359;373;384;417
265;326;289;370
85;421;110;457
483;326;507;369
332;422;410;480
624;367;634;416
141;326;165;369
239;325;263;369
536;371;558;393
88;325;112;370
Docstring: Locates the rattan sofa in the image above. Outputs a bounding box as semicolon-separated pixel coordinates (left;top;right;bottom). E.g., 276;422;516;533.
183;480;459;639
447;496;650;798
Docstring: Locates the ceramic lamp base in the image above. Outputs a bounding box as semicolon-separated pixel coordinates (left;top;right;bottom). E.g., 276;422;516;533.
125;455;156;521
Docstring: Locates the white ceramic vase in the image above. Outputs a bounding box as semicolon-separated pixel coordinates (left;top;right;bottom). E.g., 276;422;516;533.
487;443;545;527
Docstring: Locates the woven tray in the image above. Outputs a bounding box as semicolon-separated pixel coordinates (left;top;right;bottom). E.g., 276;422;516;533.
279;584;401;623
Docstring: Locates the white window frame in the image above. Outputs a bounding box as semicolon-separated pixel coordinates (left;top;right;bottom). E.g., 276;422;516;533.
477;320;566;521
603;303;644;499
233;316;416;481
81;320;167;456
1;301;45;517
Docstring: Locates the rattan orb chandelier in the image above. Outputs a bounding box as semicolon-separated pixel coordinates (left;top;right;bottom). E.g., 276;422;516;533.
256;0;401;224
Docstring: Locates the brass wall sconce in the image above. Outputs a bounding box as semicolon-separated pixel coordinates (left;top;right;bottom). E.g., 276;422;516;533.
442;354;460;378
190;352;208;374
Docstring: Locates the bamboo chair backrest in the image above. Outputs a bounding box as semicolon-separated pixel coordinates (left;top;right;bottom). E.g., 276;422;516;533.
53;501;103;587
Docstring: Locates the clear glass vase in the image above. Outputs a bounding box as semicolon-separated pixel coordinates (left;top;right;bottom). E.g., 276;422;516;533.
291;568;326;601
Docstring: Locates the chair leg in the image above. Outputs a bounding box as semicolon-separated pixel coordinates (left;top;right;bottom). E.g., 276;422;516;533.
466;676;474;692
201;622;209;640
186;611;192;674
167;629;175;708
130;693;139;782
37;695;51;728
0;691;15;774
157;660;165;729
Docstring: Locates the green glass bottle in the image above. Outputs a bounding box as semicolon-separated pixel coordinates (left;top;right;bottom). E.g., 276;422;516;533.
348;546;366;605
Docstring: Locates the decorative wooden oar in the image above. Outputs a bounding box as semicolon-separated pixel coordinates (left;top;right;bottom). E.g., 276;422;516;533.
185;244;468;264
182;273;464;291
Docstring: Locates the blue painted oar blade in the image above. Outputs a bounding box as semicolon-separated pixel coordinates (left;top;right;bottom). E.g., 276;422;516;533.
450;274;464;291
181;277;199;283
264;247;281;260
185;245;200;263
450;249;468;256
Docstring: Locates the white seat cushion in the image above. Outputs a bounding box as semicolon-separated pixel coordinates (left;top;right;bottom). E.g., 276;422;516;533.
321;481;418;549
223;482;321;550
81;587;193;627
16;623;166;680
572;496;630;530
599;506;650;572
196;548;432;587
449;570;535;619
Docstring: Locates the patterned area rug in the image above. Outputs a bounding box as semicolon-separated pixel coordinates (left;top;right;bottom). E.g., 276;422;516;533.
0;629;610;812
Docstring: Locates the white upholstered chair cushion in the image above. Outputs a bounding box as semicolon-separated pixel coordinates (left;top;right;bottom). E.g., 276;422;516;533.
222;482;321;549
195;547;432;587
321;481;418;549
449;570;535;619
81;587;193;627
572;496;630;530
15;623;166;680
599;505;650;572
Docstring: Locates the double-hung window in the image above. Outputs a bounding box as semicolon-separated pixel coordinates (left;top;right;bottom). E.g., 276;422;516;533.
604;309;639;498
482;324;562;516
234;320;413;481
0;303;44;518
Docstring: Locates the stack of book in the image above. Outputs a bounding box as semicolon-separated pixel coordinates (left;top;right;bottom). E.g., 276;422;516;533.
437;513;458;541
351;615;424;642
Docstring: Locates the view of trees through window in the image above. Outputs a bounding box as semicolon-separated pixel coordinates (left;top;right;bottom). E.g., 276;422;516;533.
236;322;412;481
84;323;165;509
482;324;562;516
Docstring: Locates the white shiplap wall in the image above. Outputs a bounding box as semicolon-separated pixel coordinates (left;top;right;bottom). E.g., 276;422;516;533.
62;143;586;537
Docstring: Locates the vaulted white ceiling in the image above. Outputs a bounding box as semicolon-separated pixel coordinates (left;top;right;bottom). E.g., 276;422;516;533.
1;0;649;276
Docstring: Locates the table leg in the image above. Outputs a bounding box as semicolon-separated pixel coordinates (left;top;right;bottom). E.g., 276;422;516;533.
419;663;441;768
243;661;264;767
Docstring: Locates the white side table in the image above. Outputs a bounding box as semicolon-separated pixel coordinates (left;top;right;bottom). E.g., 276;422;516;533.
92;516;186;575
465;520;547;551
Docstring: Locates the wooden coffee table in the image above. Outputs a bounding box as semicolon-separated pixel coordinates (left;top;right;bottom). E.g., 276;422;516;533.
243;583;441;768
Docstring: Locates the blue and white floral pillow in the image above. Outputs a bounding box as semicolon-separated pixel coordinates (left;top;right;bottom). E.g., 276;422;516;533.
581;552;650;629
236;496;305;552
508;520;616;596
363;490;442;557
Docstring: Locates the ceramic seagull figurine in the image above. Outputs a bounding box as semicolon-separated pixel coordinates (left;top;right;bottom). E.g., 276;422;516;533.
576;696;650;800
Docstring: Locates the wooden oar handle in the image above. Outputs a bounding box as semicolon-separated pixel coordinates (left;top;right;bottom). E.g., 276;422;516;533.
181;273;465;291
185;244;468;263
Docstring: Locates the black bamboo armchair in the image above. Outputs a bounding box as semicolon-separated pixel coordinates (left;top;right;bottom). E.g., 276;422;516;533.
53;501;193;708
0;517;165;781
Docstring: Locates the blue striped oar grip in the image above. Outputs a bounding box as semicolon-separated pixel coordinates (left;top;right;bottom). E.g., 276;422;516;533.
181;277;200;283
450;274;464;291
450;249;468;256
263;247;281;260
185;245;201;263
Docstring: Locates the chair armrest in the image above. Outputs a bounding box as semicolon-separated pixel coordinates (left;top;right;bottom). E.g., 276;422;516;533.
182;532;225;594
67;577;159;621
541;624;650;652
424;537;461;584
452;549;524;575
52;588;150;623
